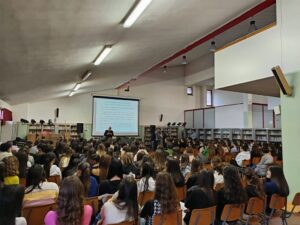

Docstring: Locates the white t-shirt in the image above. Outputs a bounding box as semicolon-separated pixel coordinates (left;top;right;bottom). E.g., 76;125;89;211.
235;151;251;167
100;201;133;225
16;217;27;225
50;164;62;178
137;177;155;193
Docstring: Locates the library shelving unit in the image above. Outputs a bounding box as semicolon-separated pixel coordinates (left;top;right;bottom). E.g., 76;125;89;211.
143;126;179;147
221;128;231;139
242;129;254;141
255;129;268;142
184;128;282;143
213;129;221;139
268;129;282;142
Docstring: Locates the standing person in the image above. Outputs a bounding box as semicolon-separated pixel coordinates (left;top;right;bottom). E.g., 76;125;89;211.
44;176;93;225
100;177;138;225
0;185;27;225
140;172;179;225
104;127;114;141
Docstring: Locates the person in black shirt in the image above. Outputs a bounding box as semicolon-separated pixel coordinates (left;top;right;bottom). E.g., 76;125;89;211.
184;170;216;225
166;157;185;187
104;127;114;141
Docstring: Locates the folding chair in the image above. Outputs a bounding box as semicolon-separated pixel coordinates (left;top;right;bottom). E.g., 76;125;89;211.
244;197;267;225
220;203;245;225
153;210;182;225
189;206;216;225
138;191;155;206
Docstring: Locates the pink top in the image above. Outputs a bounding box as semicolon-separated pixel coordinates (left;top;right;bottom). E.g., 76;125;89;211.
44;205;93;225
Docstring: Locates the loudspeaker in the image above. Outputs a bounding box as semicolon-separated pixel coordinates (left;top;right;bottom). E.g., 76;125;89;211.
271;66;292;96
150;125;156;141
55;108;59;118
159;114;163;122
77;123;84;134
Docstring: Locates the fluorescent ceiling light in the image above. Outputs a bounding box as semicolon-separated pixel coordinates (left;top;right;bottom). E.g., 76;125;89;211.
73;83;81;91
69;91;74;97
93;45;112;66
82;71;92;82
123;0;152;28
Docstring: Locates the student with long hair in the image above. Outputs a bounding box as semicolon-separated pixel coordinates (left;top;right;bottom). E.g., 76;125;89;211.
185;158;203;189
152;150;166;174
166;158;185;187
100;177;138;225
184;170;216;225
141;172;178;225
137;162;155;193
180;153;191;178
243;168;265;198
264;165;289;212
99;158;123;195
0;185;26;225
44;152;61;178
44;176;92;225
77;162;98;197
24;164;59;203
216;165;248;222
255;147;273;176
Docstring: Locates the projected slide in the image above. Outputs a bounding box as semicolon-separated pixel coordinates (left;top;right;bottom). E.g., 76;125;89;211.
92;96;139;136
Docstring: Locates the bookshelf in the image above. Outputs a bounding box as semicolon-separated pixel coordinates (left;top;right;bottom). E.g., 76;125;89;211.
143;126;179;147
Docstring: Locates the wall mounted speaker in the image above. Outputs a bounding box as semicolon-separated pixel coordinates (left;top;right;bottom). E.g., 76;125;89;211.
159;114;163;122
55;108;59;118
77;123;84;134
271;66;292;96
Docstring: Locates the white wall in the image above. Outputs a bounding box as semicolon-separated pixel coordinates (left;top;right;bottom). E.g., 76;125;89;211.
213;90;243;106
215;26;281;89
0;99;12;110
215;104;244;128
12;78;196;126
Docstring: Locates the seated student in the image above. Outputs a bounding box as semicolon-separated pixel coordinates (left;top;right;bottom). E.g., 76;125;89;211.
120;152;139;177
0;185;27;225
24;165;59;203
184;170;216;225
216;166;248;222
133;144;148;162
180;153;191;178
264;165;289;212
255;147;273;176
234;143;251;167
211;156;224;188
62;153;81;178
100;177;138;225
44;176;93;225
44;152;61;179
166;158;185;187
77;162;98;197
99;158;123;195
243;168;265;198
186;158;203;189
152;150;166;174
141;172;179;225
137;162;155;193
0;142;20;185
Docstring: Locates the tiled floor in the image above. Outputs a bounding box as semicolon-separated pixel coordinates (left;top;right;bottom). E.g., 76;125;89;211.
249;213;300;225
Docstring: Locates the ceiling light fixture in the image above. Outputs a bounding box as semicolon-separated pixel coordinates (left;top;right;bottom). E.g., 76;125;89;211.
182;55;188;65
73;83;81;91
93;45;112;66
82;70;92;82
210;41;217;52
123;0;152;28
69;91;74;97
248;20;257;33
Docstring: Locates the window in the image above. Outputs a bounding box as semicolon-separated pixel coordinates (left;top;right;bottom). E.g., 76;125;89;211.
206;90;212;106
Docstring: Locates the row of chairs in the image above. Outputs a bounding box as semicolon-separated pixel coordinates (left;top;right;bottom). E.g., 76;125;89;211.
22;192;300;225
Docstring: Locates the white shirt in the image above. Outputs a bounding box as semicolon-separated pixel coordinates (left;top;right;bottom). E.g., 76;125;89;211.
29;146;38;155
25;182;59;193
235;151;251;167
100;201;133;225
213;170;224;186
137;177;155;193
50;164;62;178
16;217;27;225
